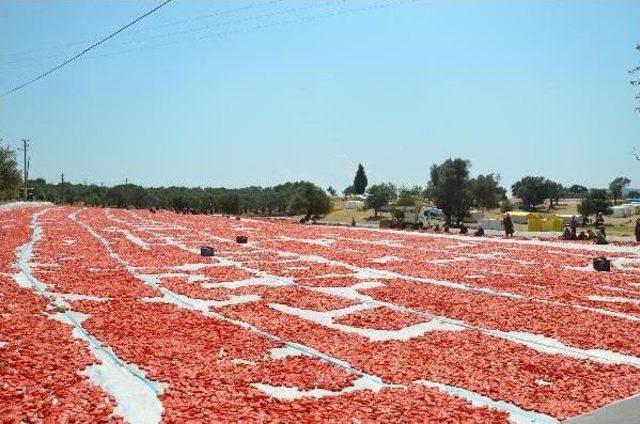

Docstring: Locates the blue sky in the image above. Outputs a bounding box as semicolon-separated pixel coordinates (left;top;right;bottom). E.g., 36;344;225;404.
1;1;639;191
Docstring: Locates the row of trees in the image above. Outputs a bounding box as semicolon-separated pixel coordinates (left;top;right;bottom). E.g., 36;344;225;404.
358;160;506;222
351;159;633;225
26;178;331;216
1;140;635;223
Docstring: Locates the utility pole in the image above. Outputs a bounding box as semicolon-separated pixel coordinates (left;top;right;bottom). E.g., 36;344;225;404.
60;173;65;204
19;139;29;201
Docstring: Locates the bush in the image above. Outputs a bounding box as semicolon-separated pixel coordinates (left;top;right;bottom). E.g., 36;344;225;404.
500;199;513;213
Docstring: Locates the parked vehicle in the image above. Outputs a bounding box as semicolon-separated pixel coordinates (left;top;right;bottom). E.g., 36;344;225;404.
381;204;443;229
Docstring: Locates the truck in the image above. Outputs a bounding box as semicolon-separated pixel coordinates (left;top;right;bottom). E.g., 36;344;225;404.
380;204;443;229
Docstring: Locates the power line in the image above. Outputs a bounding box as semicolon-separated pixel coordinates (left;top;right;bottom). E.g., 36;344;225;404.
2;0;421;95
0;0;284;62
10;0;420;72
0;0;338;71
2;0;175;97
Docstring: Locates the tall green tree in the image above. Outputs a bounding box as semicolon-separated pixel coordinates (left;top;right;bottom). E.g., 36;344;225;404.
287;182;331;216
352;164;368;195
511;176;548;211
609;176;631;204
427;158;472;224
567;184;588;198
544;180;564;208
578;189;612;221
365;183;397;217
469;173;504;210
0;143;22;201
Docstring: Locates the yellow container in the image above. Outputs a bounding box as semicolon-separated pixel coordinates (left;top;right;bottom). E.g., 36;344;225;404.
527;217;543;232
529;216;563;232
542;217;563;232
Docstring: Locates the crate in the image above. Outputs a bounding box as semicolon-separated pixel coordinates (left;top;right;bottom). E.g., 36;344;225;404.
236;235;248;244
593;257;611;272
200;246;215;257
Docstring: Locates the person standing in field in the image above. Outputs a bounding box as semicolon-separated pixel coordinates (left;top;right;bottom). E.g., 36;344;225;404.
503;213;514;238
595;213;606;236
570;215;578;238
594;229;608;245
635;217;640;242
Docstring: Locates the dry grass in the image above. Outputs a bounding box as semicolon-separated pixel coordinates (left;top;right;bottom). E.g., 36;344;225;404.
322;200;391;225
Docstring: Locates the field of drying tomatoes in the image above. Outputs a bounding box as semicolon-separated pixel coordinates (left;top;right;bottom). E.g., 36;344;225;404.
2;204;640;423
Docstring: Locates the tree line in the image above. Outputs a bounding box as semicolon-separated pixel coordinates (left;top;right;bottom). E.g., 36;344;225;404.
23;178;331;216
0;142;634;223
350;159;634;225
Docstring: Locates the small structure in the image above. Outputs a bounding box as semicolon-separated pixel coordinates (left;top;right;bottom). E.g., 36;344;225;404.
345;200;365;210
610;205;636;218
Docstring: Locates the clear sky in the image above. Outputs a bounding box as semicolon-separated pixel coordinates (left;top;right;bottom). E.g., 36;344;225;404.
1;0;639;191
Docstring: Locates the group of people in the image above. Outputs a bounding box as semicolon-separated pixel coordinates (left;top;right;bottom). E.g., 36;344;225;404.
481;213;639;242
476;212;625;245
559;213;610;244
371;209;640;243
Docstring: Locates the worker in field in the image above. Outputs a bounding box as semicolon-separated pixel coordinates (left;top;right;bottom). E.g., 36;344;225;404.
594;229;608;245
459;222;468;235
473;223;485;237
586;229;596;240
595;213;606;236
577;231;587;240
635;217;640;242
351;217;356;227
502;213;514;238
570;216;578;237
560;226;575;240
443;222;450;233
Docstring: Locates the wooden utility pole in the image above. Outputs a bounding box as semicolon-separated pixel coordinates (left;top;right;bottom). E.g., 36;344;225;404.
21;139;29;201
60;173;65;204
